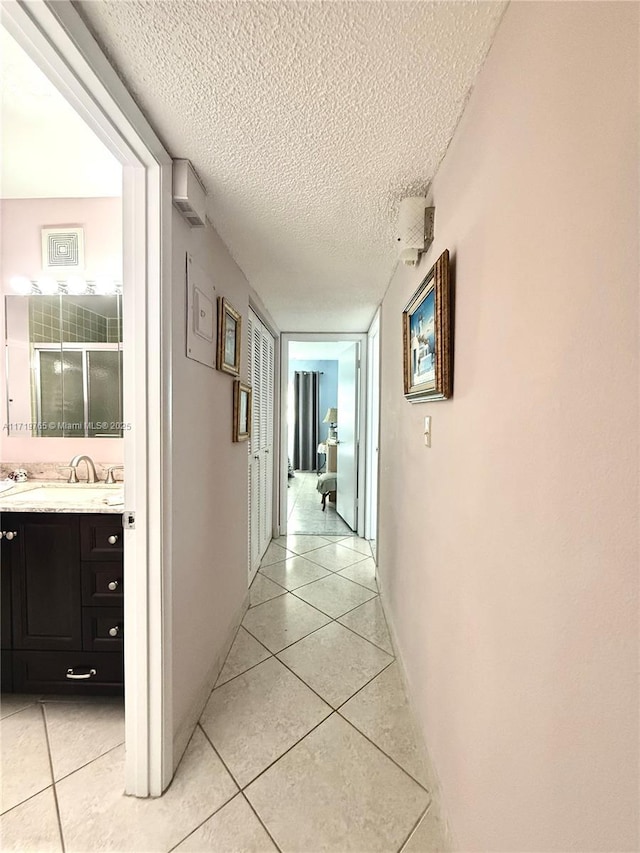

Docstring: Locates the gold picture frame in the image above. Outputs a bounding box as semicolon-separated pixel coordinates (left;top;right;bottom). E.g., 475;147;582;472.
216;297;242;376
402;249;452;402
233;380;252;442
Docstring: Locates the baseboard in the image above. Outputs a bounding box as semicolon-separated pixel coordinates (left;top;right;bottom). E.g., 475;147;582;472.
376;572;456;851
172;591;249;770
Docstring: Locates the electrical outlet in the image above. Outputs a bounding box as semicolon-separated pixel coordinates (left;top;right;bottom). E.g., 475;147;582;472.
424;416;431;447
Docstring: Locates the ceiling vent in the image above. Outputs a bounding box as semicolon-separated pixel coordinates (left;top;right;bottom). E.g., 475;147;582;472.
172;159;207;228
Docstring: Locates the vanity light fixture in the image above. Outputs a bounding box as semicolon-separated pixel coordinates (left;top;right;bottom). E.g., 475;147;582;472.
9;276;31;295
94;276;116;295
66;276;87;295
8;277;123;296
37;276;58;295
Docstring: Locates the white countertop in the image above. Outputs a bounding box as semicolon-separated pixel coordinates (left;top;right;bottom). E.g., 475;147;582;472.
0;481;125;514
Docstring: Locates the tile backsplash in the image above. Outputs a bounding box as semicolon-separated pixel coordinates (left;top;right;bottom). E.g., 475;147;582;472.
0;462;123;482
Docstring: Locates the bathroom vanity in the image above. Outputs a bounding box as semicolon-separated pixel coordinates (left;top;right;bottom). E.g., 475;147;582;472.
1;484;124;695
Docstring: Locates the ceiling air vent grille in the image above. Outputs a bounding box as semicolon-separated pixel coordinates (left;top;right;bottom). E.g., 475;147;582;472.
172;160;207;228
41;227;85;271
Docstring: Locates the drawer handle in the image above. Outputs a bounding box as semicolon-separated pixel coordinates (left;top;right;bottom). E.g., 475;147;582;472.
3;531;17;541
66;667;97;680
108;626;120;637
107;580;119;591
107;535;119;545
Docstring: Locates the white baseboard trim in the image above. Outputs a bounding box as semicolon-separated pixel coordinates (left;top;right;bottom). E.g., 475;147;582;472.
172;591;249;770
376;572;455;851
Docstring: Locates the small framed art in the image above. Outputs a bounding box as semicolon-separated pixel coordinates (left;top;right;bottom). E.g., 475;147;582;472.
233;380;252;442
217;297;241;376
402;249;452;402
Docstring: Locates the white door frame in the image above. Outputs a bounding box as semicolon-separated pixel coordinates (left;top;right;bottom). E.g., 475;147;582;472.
2;0;174;796
365;310;381;543
279;332;367;537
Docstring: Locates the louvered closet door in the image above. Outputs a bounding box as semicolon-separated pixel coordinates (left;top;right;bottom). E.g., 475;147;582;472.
248;309;275;581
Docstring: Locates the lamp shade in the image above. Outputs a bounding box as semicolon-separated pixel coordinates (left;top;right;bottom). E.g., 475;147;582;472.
323;407;338;424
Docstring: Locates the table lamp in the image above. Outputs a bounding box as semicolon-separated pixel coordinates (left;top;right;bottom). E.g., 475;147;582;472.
323;407;338;441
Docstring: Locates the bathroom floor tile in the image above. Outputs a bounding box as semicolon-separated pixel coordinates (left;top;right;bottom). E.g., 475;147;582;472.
242;593;330;653
174;793;278;851
338;557;378;592
245;714;429;852
56;727;237;852
1;704;52;812
249;573;286;608
0;786;62;851
200;657;331;788
340;662;431;788
338;597;394;654
304;542;369;572
216;627;271;687
260;555;332;590
44;698;125;781
0;694;39;720
277;621;393;708
292;572;377;618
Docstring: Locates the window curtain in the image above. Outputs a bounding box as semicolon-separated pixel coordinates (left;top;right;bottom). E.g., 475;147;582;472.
293;371;320;471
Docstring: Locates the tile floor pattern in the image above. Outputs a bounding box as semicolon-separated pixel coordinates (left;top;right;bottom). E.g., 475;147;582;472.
0;535;448;852
287;471;353;536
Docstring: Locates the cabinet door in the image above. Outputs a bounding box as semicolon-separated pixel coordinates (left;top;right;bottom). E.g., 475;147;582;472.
247;310;275;579
1;536;13;691
1;538;12;650
11;514;82;651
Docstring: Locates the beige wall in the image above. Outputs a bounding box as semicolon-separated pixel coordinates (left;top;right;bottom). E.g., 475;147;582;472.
378;3;639;851
170;211;253;763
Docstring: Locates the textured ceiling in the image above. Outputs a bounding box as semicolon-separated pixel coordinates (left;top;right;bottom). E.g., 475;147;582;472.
77;1;506;331
1;28;121;198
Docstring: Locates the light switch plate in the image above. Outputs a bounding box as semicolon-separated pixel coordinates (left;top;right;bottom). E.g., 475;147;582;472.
424;415;431;447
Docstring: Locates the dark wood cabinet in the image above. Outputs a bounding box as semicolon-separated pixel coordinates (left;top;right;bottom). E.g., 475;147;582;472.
11;515;82;651
2;512;123;695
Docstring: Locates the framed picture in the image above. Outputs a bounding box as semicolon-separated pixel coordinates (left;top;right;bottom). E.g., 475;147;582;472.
233;380;252;442
217;297;241;376
402;249;452;402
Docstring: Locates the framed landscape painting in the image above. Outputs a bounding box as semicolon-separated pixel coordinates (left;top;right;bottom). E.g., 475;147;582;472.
217;297;242;376
402;249;452;402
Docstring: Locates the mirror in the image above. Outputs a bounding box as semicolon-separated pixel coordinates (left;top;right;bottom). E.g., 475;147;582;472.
5;295;123;438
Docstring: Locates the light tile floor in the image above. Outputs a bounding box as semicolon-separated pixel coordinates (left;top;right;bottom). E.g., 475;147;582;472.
287;471;352;535
0;535;448;852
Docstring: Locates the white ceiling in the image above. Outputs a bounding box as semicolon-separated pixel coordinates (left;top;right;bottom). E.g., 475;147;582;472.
1;28;121;199
77;1;506;332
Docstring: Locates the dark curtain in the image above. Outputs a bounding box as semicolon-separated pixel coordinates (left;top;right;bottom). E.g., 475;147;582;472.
293;371;320;471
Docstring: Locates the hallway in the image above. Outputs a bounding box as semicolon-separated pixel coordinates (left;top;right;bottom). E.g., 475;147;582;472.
286;471;352;536
1;535;446;852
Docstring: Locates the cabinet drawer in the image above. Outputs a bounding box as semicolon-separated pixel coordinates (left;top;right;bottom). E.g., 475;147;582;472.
13;650;123;695
80;516;123;561
81;563;124;606
82;607;123;652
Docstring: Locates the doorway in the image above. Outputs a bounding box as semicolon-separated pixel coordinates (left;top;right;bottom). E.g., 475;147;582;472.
280;334;368;538
2;2;173;797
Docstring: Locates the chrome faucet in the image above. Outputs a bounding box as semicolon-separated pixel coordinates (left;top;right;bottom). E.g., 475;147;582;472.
64;455;98;484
